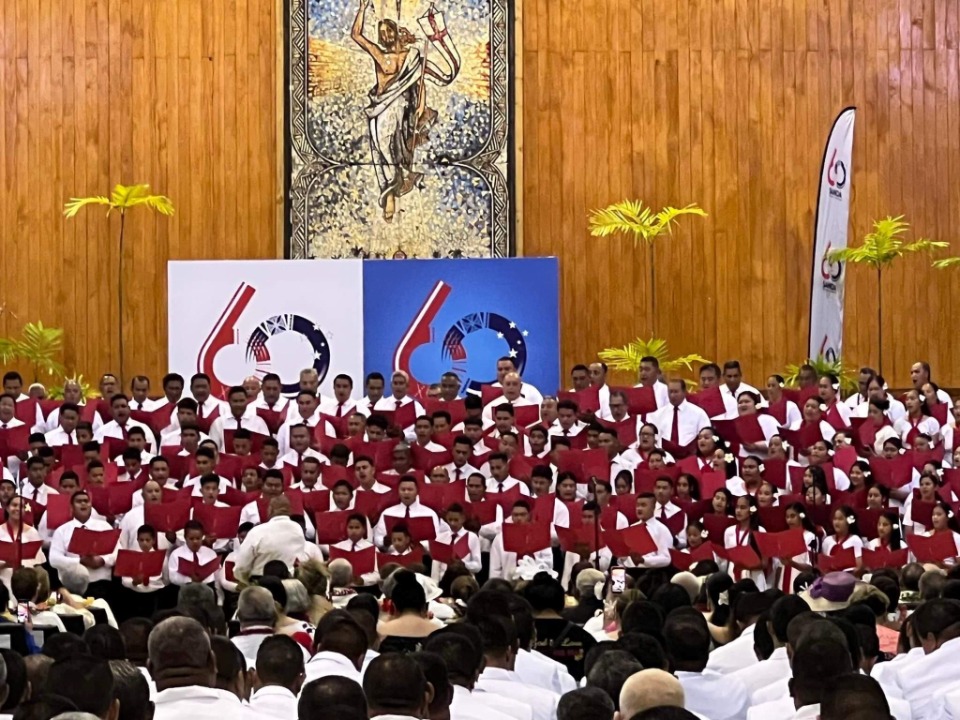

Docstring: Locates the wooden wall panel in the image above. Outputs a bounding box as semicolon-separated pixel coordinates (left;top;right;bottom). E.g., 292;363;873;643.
522;0;960;388
0;0;279;386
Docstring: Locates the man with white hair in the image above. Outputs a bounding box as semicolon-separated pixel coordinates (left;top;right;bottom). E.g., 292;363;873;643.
372;371;425;441
482;356;544;405
150;616;255;719
616;669;688;720
482;372;538;421
328;559;358;608
563;568;605;626
230;587;279;670
53;563;119;629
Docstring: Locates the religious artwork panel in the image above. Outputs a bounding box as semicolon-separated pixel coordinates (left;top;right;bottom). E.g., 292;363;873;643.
288;0;513;259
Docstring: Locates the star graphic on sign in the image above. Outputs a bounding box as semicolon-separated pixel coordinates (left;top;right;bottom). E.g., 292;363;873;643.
522;330;529;337
313;324;320;332
496;332;504;339
314;351;322;360
508;322;517;329
509;349;518;358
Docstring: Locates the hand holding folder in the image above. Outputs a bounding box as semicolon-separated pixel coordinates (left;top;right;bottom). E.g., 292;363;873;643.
68;528;121;557
114;549;165;580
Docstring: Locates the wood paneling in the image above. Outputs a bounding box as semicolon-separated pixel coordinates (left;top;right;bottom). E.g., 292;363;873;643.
522;0;960;388
0;0;280;386
4;0;960;393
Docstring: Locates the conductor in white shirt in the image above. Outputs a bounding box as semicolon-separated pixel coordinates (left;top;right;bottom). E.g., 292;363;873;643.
248;635;305;719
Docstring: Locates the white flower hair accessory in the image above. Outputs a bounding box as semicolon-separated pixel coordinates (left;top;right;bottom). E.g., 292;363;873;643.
713;435;721;443
701;529;709;539
782;440;790;450
828;449;835;457
778;381;785;388
949;509;956;519
819;403;828;412
724;453;734;463
750;505;758;514
846;515;856;525
863;470;872;478
892;523;900;530
832;382;840;391
718;590;729;606
798;512;806;519
758;464;766;473
899;448;906;456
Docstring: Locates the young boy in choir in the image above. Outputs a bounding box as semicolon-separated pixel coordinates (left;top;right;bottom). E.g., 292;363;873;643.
431;503;482;583
75;422;95;446
118;447;146;484
125;427;153;465
231;428;254;458
168;520;219;587
388;524;415;557
259;438;282;471
295;457;324;492
86;461;107;487
121;525;168;599
241;466;263;494
331;513;379;586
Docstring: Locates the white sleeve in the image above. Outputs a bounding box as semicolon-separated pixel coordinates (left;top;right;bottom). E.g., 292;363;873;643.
373;515;388;549
49;526;77;570
489;537;504;579
167;549;191;586
209;419;225;451
464;534;483;574
232;535;257;584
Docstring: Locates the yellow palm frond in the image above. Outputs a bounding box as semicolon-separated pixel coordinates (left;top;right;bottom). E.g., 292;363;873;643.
827;215;951;268
588;201;707;243
933;256;960;269
64;183;174;218
598;337;710;374
63;196;111;218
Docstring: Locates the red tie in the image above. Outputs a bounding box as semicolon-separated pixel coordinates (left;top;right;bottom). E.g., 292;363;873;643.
236;417;243;431
198;404;205;420
351;541;358;552
455;468;462;481
405;505;411;519
120;425;129;440
67;434;74;445
670;407;680;444
192;551;200;573
336;403;343;418
396;400;401;411
660;505;668;522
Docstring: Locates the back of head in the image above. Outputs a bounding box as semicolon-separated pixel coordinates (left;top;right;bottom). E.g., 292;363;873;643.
619;669;684;720
790;638;854;707
58;564;90;596
47;654;116;718
12;696;79;720
118;619;153;666
108;660;151;720
617;633;667;671
211;636;246;696
769;595;810;644
147;617;212;678
585;650;642;710
557;687;615;720
328;558;354;588
662;610;710;672
902;562;925;591
620;601;664;642
410;652;451;716
10;568;39;604
42;634;89;662
315;610;368;663
390;570;427;614
920;570;947;600
649;584;691;617
345;593;380;625
298;676;366;720
237;586;279;625
734;588;780;627
0;649;26;714
424;628;483;685
84;625;126;662
23;655;54;699
820;673;892;720
523;572;566;613
256;635;305;691
363;654;427;716
911;597;960;643
176;582;216;614
575;569;606;600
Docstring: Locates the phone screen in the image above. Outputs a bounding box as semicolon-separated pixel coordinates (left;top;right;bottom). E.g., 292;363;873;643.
16;603;29;624
610;567;626;594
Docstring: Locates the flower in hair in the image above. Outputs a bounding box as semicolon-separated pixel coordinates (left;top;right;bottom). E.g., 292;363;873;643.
846;515;856;525
724;453;734;463
701;530;709;539
758;464;766;473
819;404;828;412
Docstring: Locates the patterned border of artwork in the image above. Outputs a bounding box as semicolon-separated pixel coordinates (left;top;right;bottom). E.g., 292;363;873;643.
286;0;515;259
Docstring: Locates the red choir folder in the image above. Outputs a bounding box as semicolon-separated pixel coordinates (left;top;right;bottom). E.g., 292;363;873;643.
762;398;789;426
114;549;166;579
613;386;659;416
909;500;937;530
431;432;456;450
662;438;697;460
410;445;453;473
754;529;808;559
318;413;350;440
869;456;915;489
0;541;43;568
779;423;824;453
907;532;960;563
418;482;466;515
463;500;500;526
376;547;424;569
714;543;763;570
423;399;467;427
43;494;72;530
0;425;30;459
329;545;376;575
930;403;950;426
603;529;632;558
377;403;417;431
177;555;221;579
428;534;471;564
486;485;523;513
223;429;267;454
818;547;857;573
783;386;821;407
480;385;504;406
54;445;85;469
81;400;108;425
598;417;641;447
660;510;687;537
562;501;584;529
353;490;397;524
502;521;551;556
314;510;353;544
619;524;658;556
320;465;357;490
13;398;38;426
223;560;236;583
701;514;736;542
687;386;725;418
195;406;220;434
68;527;121;556
38;399;63;421
945;469;960;497
88;483;138;517
757;507;788;533
733;414;767;444
557;386;601;414
760;458;788;490
192;504;243;539
832;446;859;475
556;525;600;554
861;547;910;571
383;515;437;542
698;471;729;500
612;493;638;519
131;404;173;435
909;449;940;472
512;405;541;428
669;544;716;572
256;408;286;436
300;489;333;516
509;455;535;483
145;500;192;534
218;486;257;508
100;436;129;461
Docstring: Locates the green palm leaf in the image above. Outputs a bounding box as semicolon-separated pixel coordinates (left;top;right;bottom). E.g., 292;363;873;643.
826;216;951;268
63;196;111;218
782;355;857;393
598;337;710;375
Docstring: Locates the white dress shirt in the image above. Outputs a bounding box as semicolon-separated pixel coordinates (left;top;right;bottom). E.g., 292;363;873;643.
276;414;334;456
430;528;482;582
619;518;673;569
705;623;757;674
442;461;481;482
894;416;942;446
49;517;119;583
248;686;298;720
515;648;577;695
208;410;271;451
898;636;960;720
676;669;750;720
232;515;306;581
318;395;358;418
475;666;558;720
482;395;538;422
450;684;522;720
373;395;426;438
484;476;531;495
168;544;219;586
852;395;907;423
479;381;545;406
720;382;761;419
44;405;103;433
304;650;363;685
372;500;447;548
730;645;790;699
18;482;58;508
153;685;256;720
95;418;157;454
44;426;78;447
647;401;710;446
